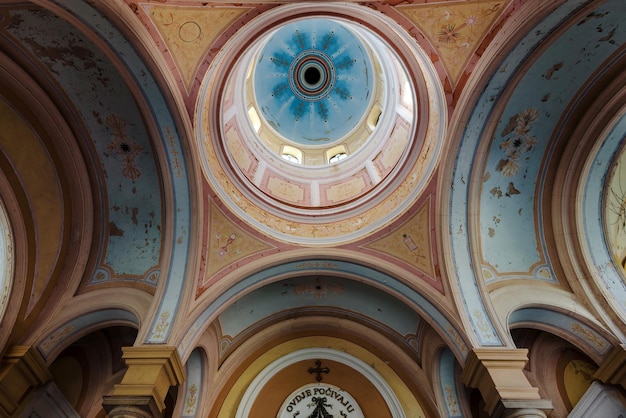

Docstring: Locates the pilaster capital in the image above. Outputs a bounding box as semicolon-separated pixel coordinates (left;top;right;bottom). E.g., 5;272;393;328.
103;345;186;416
0;345;52;416
461;348;552;417
594;344;626;390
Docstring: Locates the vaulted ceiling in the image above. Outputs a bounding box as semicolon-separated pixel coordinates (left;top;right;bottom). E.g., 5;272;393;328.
0;0;624;416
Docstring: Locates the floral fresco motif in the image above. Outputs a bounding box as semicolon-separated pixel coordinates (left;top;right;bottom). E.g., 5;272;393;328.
398;0;507;84
202;201;273;285
150;310;170;340
40;325;75;352
184;384;198;415
293;280;344;298
105;114;144;181
495;108;539;178
444;386;460;415
571;322;606;351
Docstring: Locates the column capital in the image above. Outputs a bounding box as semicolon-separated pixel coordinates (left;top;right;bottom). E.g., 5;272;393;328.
461;348;552;417
0;345;52;416
594;344;626;390
103;345;185;417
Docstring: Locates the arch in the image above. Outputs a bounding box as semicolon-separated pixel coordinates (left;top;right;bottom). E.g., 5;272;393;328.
37;0;195;346
236;348;405;417
48;325;138;417
508;305;616;364
0;194;14;332
440;0;621;348
581;112;626;322
542;45;626;340
37;308;140;362
178;258;468;362
0;48;94;350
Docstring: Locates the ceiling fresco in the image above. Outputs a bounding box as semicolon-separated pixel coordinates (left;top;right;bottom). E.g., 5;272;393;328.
0;0;193;345
144;5;251;92
179;259;468;360
448;0;625;346
199;199;277;290
1;0;625;415
197;6;447;246
397;0;507;85
216;276;423;349
478;0;625;280
361;194;439;289
2;6;163;284
253;18;374;144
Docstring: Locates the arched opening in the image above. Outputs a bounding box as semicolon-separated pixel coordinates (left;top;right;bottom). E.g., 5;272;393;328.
511;328;604;416
39;326;138;417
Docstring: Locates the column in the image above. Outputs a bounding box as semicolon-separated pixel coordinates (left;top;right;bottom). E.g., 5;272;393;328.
461;348;553;418
103;346;185;418
569;381;626;417
0;345;52;416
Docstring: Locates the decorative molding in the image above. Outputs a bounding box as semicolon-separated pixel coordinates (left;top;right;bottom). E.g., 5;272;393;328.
181;349;203;417
105;346;186;413
0;346;52;416
594;344;626;391
461;348;552;416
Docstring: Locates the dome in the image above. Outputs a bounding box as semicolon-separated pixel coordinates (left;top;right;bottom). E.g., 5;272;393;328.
252;18;375;146
198;5;446;245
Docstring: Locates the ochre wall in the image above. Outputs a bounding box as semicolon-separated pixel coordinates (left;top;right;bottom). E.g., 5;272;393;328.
248;359;392;417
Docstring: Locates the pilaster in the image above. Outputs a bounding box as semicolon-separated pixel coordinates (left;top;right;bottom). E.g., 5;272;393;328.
0;345;52;417
594;344;626;391
461;348;552;418
103;346;185;418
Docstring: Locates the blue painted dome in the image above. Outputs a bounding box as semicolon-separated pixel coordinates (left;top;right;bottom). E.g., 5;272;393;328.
253;19;374;145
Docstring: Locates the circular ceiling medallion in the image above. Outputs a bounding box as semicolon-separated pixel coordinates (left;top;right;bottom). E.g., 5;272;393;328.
254;19;374;145
289;50;335;101
197;4;447;245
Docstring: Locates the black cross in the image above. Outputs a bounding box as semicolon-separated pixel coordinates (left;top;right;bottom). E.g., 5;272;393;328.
308;359;330;382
